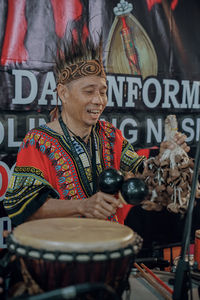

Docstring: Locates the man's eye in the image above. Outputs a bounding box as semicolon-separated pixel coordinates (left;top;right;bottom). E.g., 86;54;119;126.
85;90;93;94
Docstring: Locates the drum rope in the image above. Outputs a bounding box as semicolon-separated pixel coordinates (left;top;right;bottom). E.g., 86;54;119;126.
20;257;44;295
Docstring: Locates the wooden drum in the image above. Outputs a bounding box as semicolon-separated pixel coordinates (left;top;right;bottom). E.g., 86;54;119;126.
7;218;143;298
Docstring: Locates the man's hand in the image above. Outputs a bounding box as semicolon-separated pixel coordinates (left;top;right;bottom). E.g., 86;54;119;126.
160;132;190;154
79;192;122;219
196;183;200;199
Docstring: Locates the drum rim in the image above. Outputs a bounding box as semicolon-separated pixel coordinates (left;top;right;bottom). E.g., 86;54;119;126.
6;233;138;262
9;218;141;253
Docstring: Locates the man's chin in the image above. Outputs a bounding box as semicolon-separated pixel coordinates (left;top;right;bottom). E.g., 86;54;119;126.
87;118;100;126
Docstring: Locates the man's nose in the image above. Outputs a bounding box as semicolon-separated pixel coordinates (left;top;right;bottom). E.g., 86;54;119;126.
92;92;103;104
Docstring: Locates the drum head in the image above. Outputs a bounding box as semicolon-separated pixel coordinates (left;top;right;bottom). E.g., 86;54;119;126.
10;218;137;253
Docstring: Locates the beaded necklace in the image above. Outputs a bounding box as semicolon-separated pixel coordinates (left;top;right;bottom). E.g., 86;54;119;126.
59;116;97;195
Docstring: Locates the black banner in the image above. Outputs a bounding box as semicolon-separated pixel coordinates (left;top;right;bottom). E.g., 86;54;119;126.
0;0;200;217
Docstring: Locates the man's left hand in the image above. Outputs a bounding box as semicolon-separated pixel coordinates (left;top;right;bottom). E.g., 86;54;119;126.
160;132;190;154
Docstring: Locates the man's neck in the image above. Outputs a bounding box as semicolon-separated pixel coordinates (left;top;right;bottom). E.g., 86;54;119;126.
62;113;92;142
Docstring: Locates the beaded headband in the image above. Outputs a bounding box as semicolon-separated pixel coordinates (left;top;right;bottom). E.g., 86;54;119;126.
57;58;106;85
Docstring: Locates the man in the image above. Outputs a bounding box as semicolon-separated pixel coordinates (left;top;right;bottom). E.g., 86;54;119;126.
3;37;188;227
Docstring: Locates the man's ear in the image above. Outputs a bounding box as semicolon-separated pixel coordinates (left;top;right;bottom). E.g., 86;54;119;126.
57;84;70;104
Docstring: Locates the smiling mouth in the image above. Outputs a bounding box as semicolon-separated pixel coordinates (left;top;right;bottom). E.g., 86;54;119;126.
87;109;101;115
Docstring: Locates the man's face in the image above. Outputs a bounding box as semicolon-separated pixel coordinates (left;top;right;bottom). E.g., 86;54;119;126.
63;75;107;128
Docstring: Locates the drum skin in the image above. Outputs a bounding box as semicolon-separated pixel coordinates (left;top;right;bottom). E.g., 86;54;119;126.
7;218;143;296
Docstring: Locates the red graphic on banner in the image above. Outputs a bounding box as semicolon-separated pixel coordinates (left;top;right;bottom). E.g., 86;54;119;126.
82;23;89;43
72;23;89;43
171;0;178;10
146;0;179;11
51;0;83;39
0;165;8;198
1;0;28;65
146;0;161;10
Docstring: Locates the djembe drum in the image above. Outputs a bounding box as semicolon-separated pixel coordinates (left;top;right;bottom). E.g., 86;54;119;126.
7;218;143;298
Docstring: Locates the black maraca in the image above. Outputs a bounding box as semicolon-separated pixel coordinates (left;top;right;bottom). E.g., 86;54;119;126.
120;177;148;205
98;168;148;205
98;167;124;194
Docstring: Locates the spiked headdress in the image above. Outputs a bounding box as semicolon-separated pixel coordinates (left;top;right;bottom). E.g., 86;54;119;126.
55;36;106;85
51;35;106;121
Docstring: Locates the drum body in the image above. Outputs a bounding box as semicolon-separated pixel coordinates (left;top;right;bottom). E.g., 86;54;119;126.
7;218;142;297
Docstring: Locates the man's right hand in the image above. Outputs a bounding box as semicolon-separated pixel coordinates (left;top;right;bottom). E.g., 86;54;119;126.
79;192;123;219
